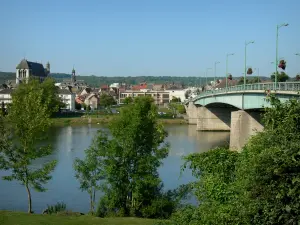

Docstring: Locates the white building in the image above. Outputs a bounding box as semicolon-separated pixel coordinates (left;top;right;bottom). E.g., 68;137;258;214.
58;89;75;111
167;89;186;102
0;89;13;108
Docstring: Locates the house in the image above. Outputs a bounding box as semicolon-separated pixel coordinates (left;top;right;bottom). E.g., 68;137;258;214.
84;93;99;110
16;59;50;85
0;89;13;108
213;78;238;89
58;88;75;111
100;85;110;93
79;87;92;96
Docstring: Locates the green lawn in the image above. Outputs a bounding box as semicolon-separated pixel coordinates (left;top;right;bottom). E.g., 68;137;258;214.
0;211;159;225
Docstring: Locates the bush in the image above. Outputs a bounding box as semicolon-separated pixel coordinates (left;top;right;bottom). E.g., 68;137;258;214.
43;202;67;214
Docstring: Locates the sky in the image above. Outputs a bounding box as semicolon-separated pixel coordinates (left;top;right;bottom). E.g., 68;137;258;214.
0;0;299;77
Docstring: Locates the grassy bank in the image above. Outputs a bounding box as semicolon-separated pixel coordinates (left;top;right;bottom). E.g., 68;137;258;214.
51;116;187;126
0;211;158;225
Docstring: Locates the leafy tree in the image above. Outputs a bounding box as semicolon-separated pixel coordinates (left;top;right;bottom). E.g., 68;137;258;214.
74;131;107;214
271;71;289;82
99;93;116;108
123;96;133;104
184;90;191;99
0;79;59;213
171;97;180;103
296;74;300;81
1;101;5;116
97;96;169;217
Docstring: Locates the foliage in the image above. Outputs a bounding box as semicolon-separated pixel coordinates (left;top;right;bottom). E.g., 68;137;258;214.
0;78;59;213
184;90;191;99
165;96;300;224
170;97;181;103
96;96;170;218
99;93;116;108
74;131;107;214
123;96;133;104
296;74;300;81
228;74;233;80
278;59;287;70
247;67;253;75
45;202;67;214
271;71;289;82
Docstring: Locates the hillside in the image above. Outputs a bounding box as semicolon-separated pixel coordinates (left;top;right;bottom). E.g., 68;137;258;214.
0;71;273;88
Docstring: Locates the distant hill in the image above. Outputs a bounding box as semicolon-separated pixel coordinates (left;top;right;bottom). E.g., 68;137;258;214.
1;71;274;88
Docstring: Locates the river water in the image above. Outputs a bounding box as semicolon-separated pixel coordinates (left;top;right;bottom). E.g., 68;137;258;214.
0;124;229;213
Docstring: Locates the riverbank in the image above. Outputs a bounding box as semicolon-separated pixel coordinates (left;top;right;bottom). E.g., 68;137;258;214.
0;211;158;225
51;116;188;126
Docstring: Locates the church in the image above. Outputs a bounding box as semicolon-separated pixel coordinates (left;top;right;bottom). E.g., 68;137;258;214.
16;59;50;85
55;67;88;91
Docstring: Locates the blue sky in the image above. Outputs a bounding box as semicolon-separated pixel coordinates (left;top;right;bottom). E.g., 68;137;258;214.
0;0;299;77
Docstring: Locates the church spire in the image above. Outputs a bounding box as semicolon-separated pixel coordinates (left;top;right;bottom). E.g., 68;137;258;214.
71;66;76;83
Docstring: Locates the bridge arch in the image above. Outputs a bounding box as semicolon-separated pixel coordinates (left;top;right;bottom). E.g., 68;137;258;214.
205;102;240;110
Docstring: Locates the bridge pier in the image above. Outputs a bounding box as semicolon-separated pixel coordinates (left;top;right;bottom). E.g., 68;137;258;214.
230;110;263;151
186;102;200;124
197;106;233;131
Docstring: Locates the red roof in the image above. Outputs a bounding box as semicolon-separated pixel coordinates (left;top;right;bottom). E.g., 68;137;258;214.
131;83;147;90
101;85;109;89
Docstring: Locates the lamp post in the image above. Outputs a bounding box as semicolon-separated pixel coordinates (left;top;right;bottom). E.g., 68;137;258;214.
244;41;254;89
226;53;234;89
275;23;289;89
214;61;220;85
206;68;213;89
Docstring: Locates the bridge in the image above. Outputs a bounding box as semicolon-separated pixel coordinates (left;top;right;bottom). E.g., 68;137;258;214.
184;82;300;151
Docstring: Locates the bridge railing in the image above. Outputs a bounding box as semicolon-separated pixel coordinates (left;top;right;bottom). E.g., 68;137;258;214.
186;82;300;103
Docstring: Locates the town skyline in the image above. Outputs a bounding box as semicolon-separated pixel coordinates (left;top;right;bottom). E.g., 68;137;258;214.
1;0;300;77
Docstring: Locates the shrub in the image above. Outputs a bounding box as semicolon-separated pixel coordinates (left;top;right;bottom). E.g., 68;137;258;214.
44;202;66;214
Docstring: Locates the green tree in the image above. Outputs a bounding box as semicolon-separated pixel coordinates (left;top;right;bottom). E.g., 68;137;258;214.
74;131;107;214
123;96;133;104
171;97;180;103
0;79;59;213
97;96;169;217
296;74;300;81
99;93;116;108
271;71;289;82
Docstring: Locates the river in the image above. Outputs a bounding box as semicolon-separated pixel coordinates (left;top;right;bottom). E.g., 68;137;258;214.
0;124;229;213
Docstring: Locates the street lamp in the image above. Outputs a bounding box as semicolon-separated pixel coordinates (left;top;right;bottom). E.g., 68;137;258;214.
206;68;213;88
244;41;254;88
275;23;289;89
226;53;234;89
214;61;220;85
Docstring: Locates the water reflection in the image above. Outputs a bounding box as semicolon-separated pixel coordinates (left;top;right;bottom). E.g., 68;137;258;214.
0;124;229;213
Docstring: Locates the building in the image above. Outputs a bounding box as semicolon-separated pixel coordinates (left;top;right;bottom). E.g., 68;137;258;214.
16;59;50;85
58;88;75;111
84;93;99;110
119;90;170;105
0;89;13;108
167;89;186;102
55;67;88;90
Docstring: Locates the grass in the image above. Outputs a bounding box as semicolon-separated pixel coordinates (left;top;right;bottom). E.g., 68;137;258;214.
0;211;159;225
51;115;187;126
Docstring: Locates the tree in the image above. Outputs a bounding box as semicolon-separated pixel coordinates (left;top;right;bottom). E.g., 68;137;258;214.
0;78;59;213
1;101;5;116
123;96;133;104
271;71;289;82
171;97;181;103
99;93;116;108
97;96;169;217
296;74;300;81
184;90;191;99
74;130;107;214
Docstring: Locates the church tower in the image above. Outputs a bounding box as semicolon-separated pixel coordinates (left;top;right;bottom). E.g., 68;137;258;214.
45;62;50;76
71;67;76;83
